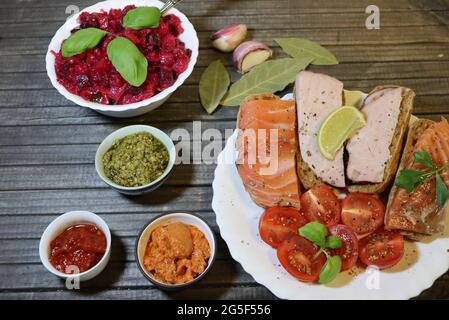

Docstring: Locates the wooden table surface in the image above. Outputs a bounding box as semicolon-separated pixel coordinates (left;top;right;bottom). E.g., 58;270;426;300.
1;0;449;300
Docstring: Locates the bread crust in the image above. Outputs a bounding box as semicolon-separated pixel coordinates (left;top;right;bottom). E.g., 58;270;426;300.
347;86;415;193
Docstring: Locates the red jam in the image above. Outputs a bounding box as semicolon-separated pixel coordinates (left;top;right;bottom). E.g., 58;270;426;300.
53;5;191;105
49;223;107;274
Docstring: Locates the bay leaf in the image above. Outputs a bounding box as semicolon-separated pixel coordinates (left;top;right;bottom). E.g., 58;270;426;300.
61;27;109;58
107;37;148;87
199;60;230;114
123;7;161;30
221;57;313;106
275;38;338;65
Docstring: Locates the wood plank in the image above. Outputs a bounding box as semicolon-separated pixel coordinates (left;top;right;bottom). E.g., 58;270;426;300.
0;238;136;264
2;0;448;12
2;25;449;47
1;109;447;188
414;279;449;299
2;41;449;66
0;212;219;239
0;121;235;145
0;85;209;106
0;163;217;190
0;285;277;300
4;60;449;83
0;235;234;263
0;141;218;165
1;77;449;112
1;93;447;127
0;260;257;290
0;104;237;126
0;187;214;216
1;10;447;29
0;260;447;298
2;258;445;292
1;217;448;299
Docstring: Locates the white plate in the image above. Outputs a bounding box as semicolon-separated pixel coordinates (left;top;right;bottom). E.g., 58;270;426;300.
212;93;449;300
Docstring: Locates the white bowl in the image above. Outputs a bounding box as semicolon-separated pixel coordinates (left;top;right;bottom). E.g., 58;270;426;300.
136;212;217;290
95;125;176;195
46;0;199;118
39;211;112;282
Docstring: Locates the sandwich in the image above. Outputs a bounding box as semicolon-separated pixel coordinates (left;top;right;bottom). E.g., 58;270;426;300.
235;94;301;208
295;71;346;189
346;85;415;193
385;118;449;238
295;71;415;192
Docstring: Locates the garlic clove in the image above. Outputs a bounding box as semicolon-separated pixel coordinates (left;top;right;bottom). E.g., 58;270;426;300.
211;24;247;53
233;41;273;73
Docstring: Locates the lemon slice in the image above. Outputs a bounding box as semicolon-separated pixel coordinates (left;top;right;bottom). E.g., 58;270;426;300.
344;90;365;108
317;106;366;160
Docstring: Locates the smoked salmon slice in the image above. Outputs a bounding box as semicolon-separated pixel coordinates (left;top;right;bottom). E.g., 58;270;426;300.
236;95;301;209
385;118;449;236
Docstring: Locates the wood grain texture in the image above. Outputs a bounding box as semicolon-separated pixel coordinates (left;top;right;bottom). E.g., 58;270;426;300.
1;0;449;300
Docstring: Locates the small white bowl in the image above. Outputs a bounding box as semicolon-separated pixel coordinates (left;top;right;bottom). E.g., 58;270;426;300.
136;213;216;290
95;125;176;195
39;211;112;282
45;0;199;118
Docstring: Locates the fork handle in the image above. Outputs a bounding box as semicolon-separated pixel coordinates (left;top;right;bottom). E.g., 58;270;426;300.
161;0;183;14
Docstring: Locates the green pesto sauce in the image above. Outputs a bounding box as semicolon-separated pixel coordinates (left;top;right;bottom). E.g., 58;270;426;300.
102;132;169;187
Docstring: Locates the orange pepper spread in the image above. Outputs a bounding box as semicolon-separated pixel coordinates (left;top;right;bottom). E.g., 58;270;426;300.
143;222;211;284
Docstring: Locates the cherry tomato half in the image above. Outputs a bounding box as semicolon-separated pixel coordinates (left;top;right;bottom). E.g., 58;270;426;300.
259;206;308;248
277;235;326;282
328;224;359;271
300;185;341;227
341;193;385;234
358;229;404;269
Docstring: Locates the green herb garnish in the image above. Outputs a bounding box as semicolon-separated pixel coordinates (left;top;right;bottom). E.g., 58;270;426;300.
325;235;342;249
298;222;342;284
61;28;109;58
413;150;438;170
106;37;148;87
122;7;161;30
319;255;342;284
435;173;449;207
395;150;449;207
298;221;327;247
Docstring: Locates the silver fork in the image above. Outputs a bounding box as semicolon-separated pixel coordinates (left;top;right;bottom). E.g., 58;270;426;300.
160;0;183;14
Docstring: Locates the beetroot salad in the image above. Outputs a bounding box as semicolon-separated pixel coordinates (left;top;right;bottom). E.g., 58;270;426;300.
53;5;191;105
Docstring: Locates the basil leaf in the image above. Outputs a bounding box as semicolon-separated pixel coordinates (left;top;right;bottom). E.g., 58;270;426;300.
435;173;449;207
414;150;437;170
395;169;428;193
325;236;342;249
275;38;338;65
199;60;230;114
298;221;327;247
319;255;342;284
221;57;313;106
107;37;148;87
61;28;109;58
123;7;161;30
